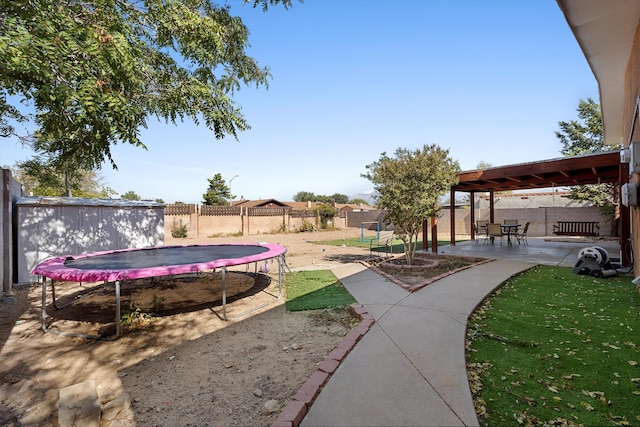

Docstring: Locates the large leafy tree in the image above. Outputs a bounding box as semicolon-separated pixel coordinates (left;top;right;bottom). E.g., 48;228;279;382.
293;191;349;204
293;191;317;202
0;0;294;170
120;190;141;200
13;158;115;198
555;98;621;235
203;173;231;205
362;144;460;264
349;198;371;206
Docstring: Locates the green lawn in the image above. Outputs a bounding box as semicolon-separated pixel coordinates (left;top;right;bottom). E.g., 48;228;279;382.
467;265;640;426
285;270;356;312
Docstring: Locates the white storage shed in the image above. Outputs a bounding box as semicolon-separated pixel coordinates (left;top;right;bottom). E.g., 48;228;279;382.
17;197;164;284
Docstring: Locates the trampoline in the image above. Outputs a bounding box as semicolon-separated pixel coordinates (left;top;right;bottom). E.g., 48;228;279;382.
34;243;287;339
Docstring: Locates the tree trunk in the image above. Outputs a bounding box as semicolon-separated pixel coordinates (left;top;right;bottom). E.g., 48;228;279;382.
64;161;72;197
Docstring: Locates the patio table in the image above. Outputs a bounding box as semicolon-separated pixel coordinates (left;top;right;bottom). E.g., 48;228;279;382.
480;223;521;246
500;223;520;246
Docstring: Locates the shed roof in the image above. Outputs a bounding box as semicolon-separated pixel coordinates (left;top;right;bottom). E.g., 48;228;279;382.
16;196;164;208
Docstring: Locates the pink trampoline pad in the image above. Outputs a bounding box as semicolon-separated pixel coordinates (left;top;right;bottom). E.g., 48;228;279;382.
33;243;287;283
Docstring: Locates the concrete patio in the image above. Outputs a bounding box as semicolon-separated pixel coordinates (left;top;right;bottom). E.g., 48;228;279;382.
435;235;623;268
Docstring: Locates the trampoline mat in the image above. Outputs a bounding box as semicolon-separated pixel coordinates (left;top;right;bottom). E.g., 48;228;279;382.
64;245;271;270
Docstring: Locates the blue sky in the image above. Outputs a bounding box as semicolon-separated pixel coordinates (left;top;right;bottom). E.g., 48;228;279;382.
0;0;598;204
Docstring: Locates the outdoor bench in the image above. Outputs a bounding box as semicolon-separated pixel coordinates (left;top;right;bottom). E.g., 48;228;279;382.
369;230;394;258
552;221;600;237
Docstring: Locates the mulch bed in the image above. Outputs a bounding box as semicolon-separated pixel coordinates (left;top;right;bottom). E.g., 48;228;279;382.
365;252;492;292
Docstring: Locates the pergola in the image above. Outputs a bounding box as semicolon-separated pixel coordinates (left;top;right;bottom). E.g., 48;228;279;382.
424;151;631;265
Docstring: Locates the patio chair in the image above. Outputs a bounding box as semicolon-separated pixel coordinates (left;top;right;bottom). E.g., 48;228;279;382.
473;223;485;244
476;221;488;240
369;230;394;258
485;223;505;246
516;222;531;245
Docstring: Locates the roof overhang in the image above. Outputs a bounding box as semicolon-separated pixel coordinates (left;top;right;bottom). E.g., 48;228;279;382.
557;0;640;146
453;151;621;192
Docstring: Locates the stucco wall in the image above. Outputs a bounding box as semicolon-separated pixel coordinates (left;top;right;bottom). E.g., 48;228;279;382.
165;210;347;238
624;25;640;276
451;206;611;238
349;206;611;239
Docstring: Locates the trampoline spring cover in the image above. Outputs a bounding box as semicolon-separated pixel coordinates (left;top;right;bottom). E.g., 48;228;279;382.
33;243;287;283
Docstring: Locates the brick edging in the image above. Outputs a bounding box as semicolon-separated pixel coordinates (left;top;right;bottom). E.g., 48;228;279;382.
363;257;495;292
271;303;375;427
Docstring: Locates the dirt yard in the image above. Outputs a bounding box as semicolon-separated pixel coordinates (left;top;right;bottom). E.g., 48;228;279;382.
0;228;379;426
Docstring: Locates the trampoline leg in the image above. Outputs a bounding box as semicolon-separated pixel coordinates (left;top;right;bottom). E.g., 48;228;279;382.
276;255;284;300
51;279;59;309
223;253;287;321
115;281;121;339
221;267;227;321
41;277;48;333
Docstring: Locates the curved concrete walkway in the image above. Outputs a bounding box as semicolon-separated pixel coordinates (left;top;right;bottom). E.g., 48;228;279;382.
301;259;535;427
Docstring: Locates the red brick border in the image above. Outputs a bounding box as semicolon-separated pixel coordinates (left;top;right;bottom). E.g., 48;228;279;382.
363;257;495;292
271;302;375;427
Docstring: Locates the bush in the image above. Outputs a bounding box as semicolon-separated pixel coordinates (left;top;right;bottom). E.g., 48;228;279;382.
171;219;189;238
299;220;314;232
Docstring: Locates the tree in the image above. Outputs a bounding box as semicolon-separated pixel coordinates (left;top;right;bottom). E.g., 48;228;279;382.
362;144;460;264
120;190;141;200
317;203;338;229
293;191;349;204
349;198;371;206
203;173;231;205
0;0;295;171
329;193;349;204
557;99;612;156
13;158;115;198
293;191;317;202
555;98;621;235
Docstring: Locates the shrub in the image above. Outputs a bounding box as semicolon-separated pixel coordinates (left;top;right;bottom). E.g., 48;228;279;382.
299;220;314;232
171;219;189;238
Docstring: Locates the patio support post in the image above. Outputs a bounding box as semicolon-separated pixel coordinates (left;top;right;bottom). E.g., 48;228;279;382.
450;188;456;245
470;191;476;241
620;162;631;266
431;215;438;253
422;219;428;250
489;189;495;223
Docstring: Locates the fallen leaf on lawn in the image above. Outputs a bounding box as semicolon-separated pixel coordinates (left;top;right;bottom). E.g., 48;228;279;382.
606;414;631;426
563;374;581;380
629;361;638;366
548;386;559;393
631;378;640;383
580;401;595;411
582;390;604;398
599;396;612;405
552;396;562;401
